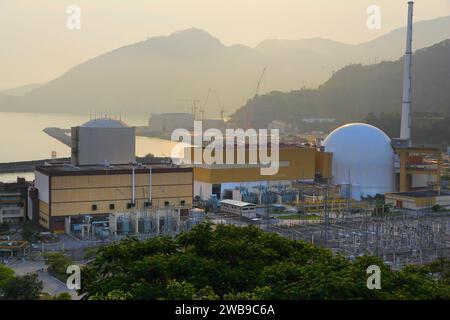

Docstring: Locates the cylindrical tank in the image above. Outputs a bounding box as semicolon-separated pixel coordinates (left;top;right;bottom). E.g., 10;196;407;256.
324;123;394;199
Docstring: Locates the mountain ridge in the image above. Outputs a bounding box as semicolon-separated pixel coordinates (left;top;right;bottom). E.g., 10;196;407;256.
230;39;450;129
1;15;450;116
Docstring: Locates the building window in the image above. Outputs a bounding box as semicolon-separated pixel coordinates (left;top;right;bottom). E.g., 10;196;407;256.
127;202;135;209
92;204;97;211
144;201;152;208
109;204;115;210
180;200;186;206
164;201;170;207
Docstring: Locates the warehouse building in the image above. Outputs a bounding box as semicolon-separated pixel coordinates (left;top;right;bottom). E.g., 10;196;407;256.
220;199;257;218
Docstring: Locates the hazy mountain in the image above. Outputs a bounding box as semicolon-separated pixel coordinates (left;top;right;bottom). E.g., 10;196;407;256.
254;15;450;88
1;15;450;116
231;40;450;129
0;83;43;97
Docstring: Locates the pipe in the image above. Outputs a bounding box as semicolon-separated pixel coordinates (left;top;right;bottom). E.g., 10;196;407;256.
400;1;414;144
131;164;135;205
149;166;152;205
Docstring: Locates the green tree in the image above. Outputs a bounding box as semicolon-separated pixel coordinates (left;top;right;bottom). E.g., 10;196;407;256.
43;252;73;281
21;222;34;242
0;264;14;289
53;292;72;300
2;273;43;300
79;223;450;300
89;290;132;300
40;292;72;300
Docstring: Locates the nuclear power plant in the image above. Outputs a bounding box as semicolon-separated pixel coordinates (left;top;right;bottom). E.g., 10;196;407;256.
29;1;448;267
29;117;204;238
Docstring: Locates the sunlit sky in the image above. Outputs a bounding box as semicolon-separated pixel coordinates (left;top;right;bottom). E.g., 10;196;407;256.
1;0;450;89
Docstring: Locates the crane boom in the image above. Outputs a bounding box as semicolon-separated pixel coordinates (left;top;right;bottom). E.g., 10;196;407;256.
255;67;266;97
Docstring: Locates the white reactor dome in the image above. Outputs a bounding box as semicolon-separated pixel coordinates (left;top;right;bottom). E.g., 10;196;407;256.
81;118;129;128
323;123;394;199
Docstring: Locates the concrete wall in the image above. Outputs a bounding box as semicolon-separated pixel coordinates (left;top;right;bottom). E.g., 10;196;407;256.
35;171;49;203
74;126;135;165
411;174;436;188
194;180;212;199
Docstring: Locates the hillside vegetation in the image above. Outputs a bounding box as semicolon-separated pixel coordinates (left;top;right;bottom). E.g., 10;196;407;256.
80;223;450;300
231;40;450;146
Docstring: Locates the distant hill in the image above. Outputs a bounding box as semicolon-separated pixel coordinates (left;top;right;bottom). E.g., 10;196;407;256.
1;15;450;116
230;40;450;130
0;83;43;97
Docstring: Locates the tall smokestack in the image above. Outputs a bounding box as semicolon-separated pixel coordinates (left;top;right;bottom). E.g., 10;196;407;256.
400;1;414;145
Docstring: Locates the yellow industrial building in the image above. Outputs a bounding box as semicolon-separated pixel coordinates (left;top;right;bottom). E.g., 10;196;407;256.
184;146;332;200
30;164;193;232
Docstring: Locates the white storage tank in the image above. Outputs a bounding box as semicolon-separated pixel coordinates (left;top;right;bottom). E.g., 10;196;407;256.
324;123;394;199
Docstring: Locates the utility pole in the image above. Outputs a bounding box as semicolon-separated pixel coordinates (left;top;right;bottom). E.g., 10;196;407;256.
324;185;329;247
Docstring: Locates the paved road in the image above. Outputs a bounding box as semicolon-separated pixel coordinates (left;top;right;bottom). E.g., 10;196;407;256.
8;259;81;300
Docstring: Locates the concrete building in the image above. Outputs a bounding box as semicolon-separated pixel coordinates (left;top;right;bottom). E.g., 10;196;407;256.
392;144;442;192
385;190;450;210
220;199;257;218
71;118;135;166
30;164;193;232
0;177;30;224
0;192;25;224
149;113;195;133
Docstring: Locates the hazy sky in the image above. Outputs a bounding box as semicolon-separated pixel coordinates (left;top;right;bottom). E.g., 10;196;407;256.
1;0;450;89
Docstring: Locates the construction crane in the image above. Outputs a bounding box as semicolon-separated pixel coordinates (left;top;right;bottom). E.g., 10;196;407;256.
214;90;225;121
200;88;211;121
254;67;266;98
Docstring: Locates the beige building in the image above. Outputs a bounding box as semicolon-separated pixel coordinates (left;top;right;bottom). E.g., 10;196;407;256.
30;164;193;232
385;190;450;210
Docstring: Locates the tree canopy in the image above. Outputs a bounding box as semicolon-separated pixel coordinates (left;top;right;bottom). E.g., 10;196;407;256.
1;273;43;300
80;223;450;300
